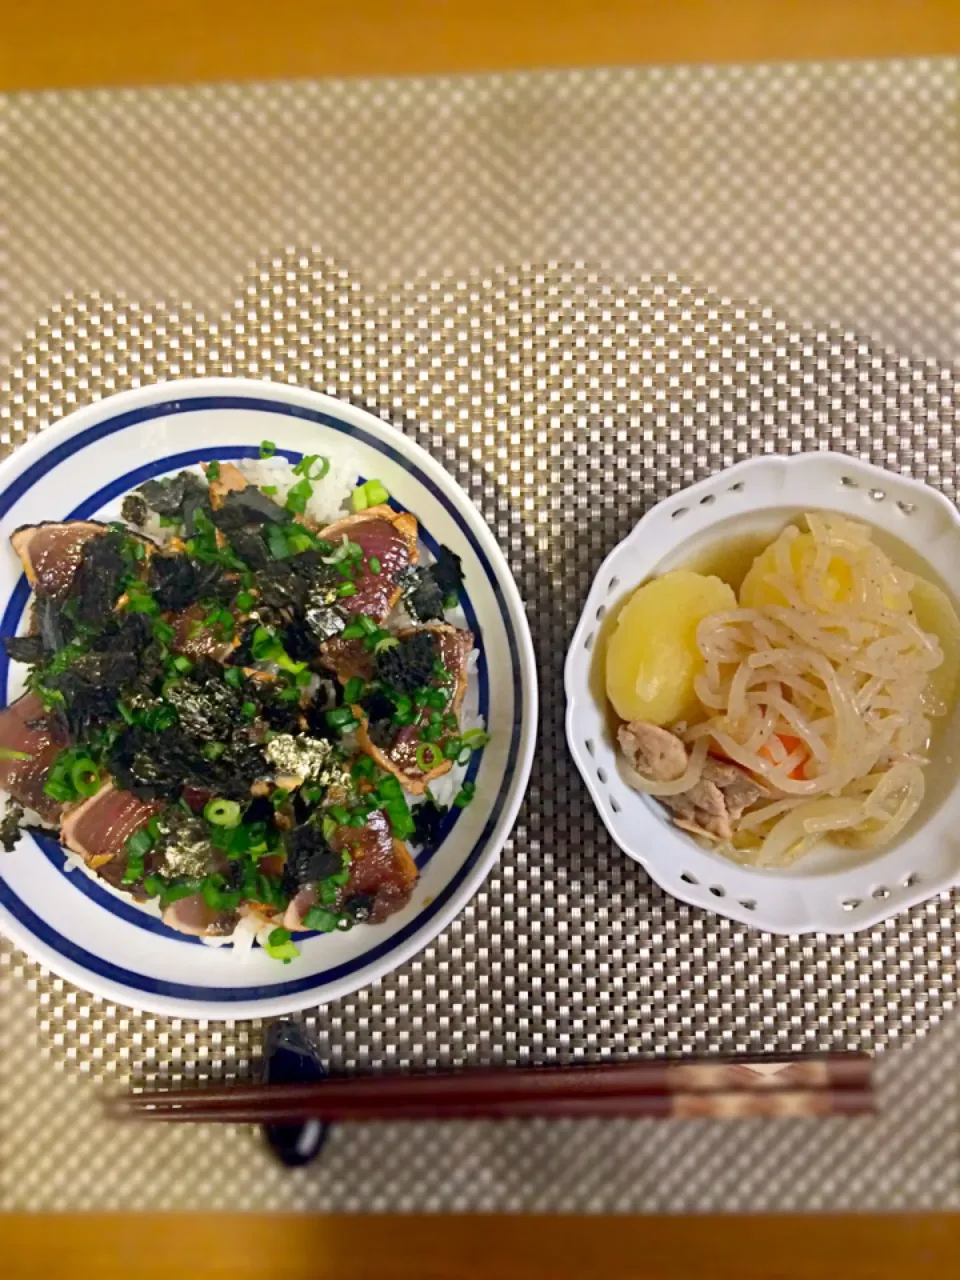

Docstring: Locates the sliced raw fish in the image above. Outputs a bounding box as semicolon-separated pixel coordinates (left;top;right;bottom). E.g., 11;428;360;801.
162;893;236;937
319;506;419;679
11;521;106;598
332;808;417;923
284;808;417;929
0;691;69;824
355;624;473;795
170;603;237;662
320;506;418;622
60;782;161;871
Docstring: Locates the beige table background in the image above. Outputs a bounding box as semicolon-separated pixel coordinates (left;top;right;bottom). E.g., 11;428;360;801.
4;3;960;1277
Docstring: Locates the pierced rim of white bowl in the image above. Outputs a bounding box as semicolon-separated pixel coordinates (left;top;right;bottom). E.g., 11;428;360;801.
565;451;960;935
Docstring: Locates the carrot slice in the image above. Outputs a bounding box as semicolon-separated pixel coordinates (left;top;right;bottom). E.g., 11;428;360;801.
759;733;808;780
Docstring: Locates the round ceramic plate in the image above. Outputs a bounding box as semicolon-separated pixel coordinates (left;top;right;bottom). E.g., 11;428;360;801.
565;452;960;935
0;378;537;1017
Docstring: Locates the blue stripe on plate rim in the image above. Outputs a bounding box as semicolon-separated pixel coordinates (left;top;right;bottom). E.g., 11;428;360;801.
0;395;522;1002
13;446;488;947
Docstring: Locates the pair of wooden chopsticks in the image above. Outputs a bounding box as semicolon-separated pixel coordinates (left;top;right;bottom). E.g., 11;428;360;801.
105;1054;875;1124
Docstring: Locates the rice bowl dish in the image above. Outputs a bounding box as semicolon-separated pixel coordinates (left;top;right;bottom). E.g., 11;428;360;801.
0;428;490;962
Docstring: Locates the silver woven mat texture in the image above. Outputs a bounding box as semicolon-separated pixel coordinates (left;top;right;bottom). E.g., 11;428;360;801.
1;59;959;1212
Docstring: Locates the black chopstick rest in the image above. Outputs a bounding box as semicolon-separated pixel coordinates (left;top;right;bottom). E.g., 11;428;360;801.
261;1021;330;1168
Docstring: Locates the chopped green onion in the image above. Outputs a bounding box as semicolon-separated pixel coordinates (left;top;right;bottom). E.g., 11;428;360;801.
351;755;375;780
224;665;243;688
321;815;338;842
241;700;256;719
368;556;381;575
293;454;330;481
376;775;403;802
259;440;277;459
0;747;31;762
329;804;350;825
70;758;100;797
352;478;390;511
318;880;339;906
454;781;477;809
261;485;278;495
340;622;366;640
416;742;443;772
126;827;155;859
271;788;290;809
204;798;241;828
206;460;221;482
264;926;299;963
264;523;291;559
351;484;369;513
460;728;491;749
121;847;145;885
172;654;193;673
325;707;358;732
338;582;357;598
202;741;226;761
285;477;313;515
303;906;340;933
373;635;398;655
152;618;175;645
143;874;165;898
301;784;323;806
132;541;146;561
344;677;365;704
117;700;135;725
235;591;255;612
347;812;367;828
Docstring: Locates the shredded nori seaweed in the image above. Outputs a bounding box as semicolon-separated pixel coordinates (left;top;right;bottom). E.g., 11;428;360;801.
373;630;438;693
3;633;45;665
412;795;448;848
137;471;208;521
0;803;24;852
120;494;148;527
399;546;465;622
282;824;341;895
211;487;292;529
69;531;128;625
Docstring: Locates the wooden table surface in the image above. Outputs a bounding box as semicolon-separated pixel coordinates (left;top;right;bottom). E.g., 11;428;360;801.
4;2;960;1277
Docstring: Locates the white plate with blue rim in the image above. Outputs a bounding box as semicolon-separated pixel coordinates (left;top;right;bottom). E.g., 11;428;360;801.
0;378;537;1018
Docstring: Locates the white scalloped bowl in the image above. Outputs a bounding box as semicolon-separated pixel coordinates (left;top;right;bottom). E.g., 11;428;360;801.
565;452;960;935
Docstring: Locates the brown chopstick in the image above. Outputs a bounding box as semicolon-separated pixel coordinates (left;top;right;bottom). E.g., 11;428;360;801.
108;1087;874;1124
105;1054;873;1124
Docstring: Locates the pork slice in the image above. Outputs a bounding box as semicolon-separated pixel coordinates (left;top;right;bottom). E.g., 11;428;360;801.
662;759;766;842
60;782;161;870
0;692;69;824
618;721;689;783
701;758;767;823
663;779;734;842
11;521;106;598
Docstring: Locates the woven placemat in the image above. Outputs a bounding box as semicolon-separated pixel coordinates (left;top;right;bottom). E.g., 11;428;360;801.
1;59;959;1212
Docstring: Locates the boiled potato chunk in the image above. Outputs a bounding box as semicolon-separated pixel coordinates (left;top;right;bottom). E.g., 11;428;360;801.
740;532;853;610
605;570;736;725
911;577;960;715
